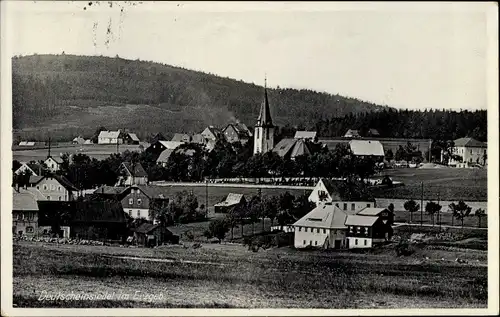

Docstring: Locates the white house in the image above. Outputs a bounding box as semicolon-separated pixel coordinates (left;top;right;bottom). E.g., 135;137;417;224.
293;203;353;249
447;137;487;166
294;131;317;142
72;136;85;144
98;130;123;144
14;162;38;176
344;129;360;138
349;140;385;158
308;178;376;213
44;156;63;172
28;175;78;201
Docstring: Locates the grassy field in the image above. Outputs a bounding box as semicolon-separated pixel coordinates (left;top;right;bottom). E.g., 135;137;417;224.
394;210;488;228
13;241;487;308
374;168;487;201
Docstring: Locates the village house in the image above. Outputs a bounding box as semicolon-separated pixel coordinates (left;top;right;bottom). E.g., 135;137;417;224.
44;156;64;172
201;126;222;143
191;133;205;145
349;140;385;160
132;223;178;247
367;128;381;137
345;211;392;249
308;178;376;212
344;129;361;138
98;130;123;144
116;162;148;186
294;131;318;142
122;132;140;145
446;137;487;167
214;193;247;213
14;162;41;176
28;174;78;201
72;136;85;145
171;133;191;143
146;140;185;156
293;203;353;249
223;123;253;144
12;188;40;237
150;132;168;144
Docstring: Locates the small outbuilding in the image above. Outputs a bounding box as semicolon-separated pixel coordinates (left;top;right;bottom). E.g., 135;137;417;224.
133;223;178;247
214;193;246;213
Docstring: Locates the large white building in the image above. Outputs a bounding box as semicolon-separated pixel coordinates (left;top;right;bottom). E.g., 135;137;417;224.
98;130;123;144
447;137;487;166
253;80;275;155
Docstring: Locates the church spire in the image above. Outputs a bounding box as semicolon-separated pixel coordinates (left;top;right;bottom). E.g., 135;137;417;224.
257;76;273;127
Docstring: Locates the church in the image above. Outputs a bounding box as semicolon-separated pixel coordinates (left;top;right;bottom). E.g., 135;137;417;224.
253;79;275;155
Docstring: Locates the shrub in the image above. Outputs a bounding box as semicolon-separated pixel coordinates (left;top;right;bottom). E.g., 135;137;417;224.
395;240;415;256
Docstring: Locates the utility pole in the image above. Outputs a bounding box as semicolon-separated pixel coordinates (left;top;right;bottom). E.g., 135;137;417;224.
437;189;441;231
205;178;208;219
47;136;51;158
420;182;424;227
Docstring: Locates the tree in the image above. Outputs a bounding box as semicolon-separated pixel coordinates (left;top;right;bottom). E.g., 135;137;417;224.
224;209;238;240
262;195;279;229
385;149;394;162
475;208;486;228
403;199;420;223
203;229;213;241
425;201;442;227
387;203;395;225
208;218;229;243
247;196;262;235
449;201;472;228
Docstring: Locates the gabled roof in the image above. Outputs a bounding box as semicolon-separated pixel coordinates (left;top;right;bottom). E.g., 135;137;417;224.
136;185;172;199
367;129;380;136
71;200;126;223
349;140;384;156
293;204;352;229
134;223;160;234
235;123;252;137
357;207;387;216
273;138;311;158
273;139;297;157
28;174;79;191
344;129;360;137
256;87;273;127
320;179;375;202
202;126;222;139
93;185;129;196
98;130;121;139
290;139;311;158
158;141;184;150
13;188;39;211
214;193;245;207
15;163;38;176
73;136;85;143
46;156;63;164
454;137;487;148
156;149;175;164
345;215;379;227
121;162;148;178
128;133;140;142
294;131;317;140
171;133;191;142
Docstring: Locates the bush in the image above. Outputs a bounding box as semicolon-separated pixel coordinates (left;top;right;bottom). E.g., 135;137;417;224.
273;232;294;248
395;240;415;256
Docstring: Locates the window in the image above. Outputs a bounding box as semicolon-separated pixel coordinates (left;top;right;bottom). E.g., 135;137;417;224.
323;229;326;234
335;203;339;207
36;186;40;190
303;240;306;245
256;129;259;139
43;185;47;190
58;196;61;201
26;226;34;233
129;210;132;216
129;198;133;205
316;228;320;233
367;203;371;208
137;199;142;205
58;186;62;192
343;203;347;210
357;226;361;232
355;239;358;245
50;184;55;190
137;210;141;217
309;241;312;245
365;227;369;235
266;132;269;140
298;227;301;232
364;240;367;246
351;203;355;211
47;196;51;200
315;241;318;246
305;228;308;232
349;227;353;233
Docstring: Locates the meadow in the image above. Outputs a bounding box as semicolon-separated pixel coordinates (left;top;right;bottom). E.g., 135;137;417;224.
13;241;487;308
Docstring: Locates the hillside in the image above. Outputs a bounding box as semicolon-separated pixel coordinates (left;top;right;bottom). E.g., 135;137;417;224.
12;54;388;141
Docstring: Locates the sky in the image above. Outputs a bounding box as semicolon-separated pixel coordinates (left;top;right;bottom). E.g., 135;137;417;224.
5;1;495;110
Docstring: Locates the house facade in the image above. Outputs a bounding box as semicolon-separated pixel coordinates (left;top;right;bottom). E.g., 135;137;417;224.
98;130;123;144
44;156;63;172
447;137;487;166
29;175;78;201
133;223;178;247
214;193;247;213
121;187;151;219
345;214;388;249
116;162;148;186
14;162;38;176
308;178;376;213
349;140;385;160
201;126;222;142
12;188;40;236
294;131;317;142
293;203;352;249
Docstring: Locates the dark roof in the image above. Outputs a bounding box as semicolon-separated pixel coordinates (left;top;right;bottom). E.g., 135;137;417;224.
256;87;273;127
121;162;148;178
28;175;44;184
72;200;126;223
454;137;487;148
368;129;380;136
272;138;311;158
134;223;160;234
47;156;64;164
93;185;129;196
321;179;374;201
136;185;172;199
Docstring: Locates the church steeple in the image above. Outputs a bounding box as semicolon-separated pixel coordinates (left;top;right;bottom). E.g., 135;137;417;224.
253;76;275;155
256;76;273;127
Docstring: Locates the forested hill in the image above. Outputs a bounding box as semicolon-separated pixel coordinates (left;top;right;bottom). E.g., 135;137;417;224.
12;54;387;141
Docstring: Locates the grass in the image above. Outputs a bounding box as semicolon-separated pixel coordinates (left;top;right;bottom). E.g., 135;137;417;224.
13;241;487;308
394;210;488;228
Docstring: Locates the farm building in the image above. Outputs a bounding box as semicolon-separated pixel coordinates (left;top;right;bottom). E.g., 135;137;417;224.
446;137;487;166
191;133;205;145
344;129;361;138
293;203;353;249
98;130;123;144
12;188;40;237
171;133;191;143
272;138;312;160
201;126;223;142
308;178;375;212
214;193;247;213
28;174;78;201
123;133;140;145
349;140;385;159
116;162;148;186
44;156;63;172
133;223;178;247
294;131;317;142
72;136;85;144
345;210;392;249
